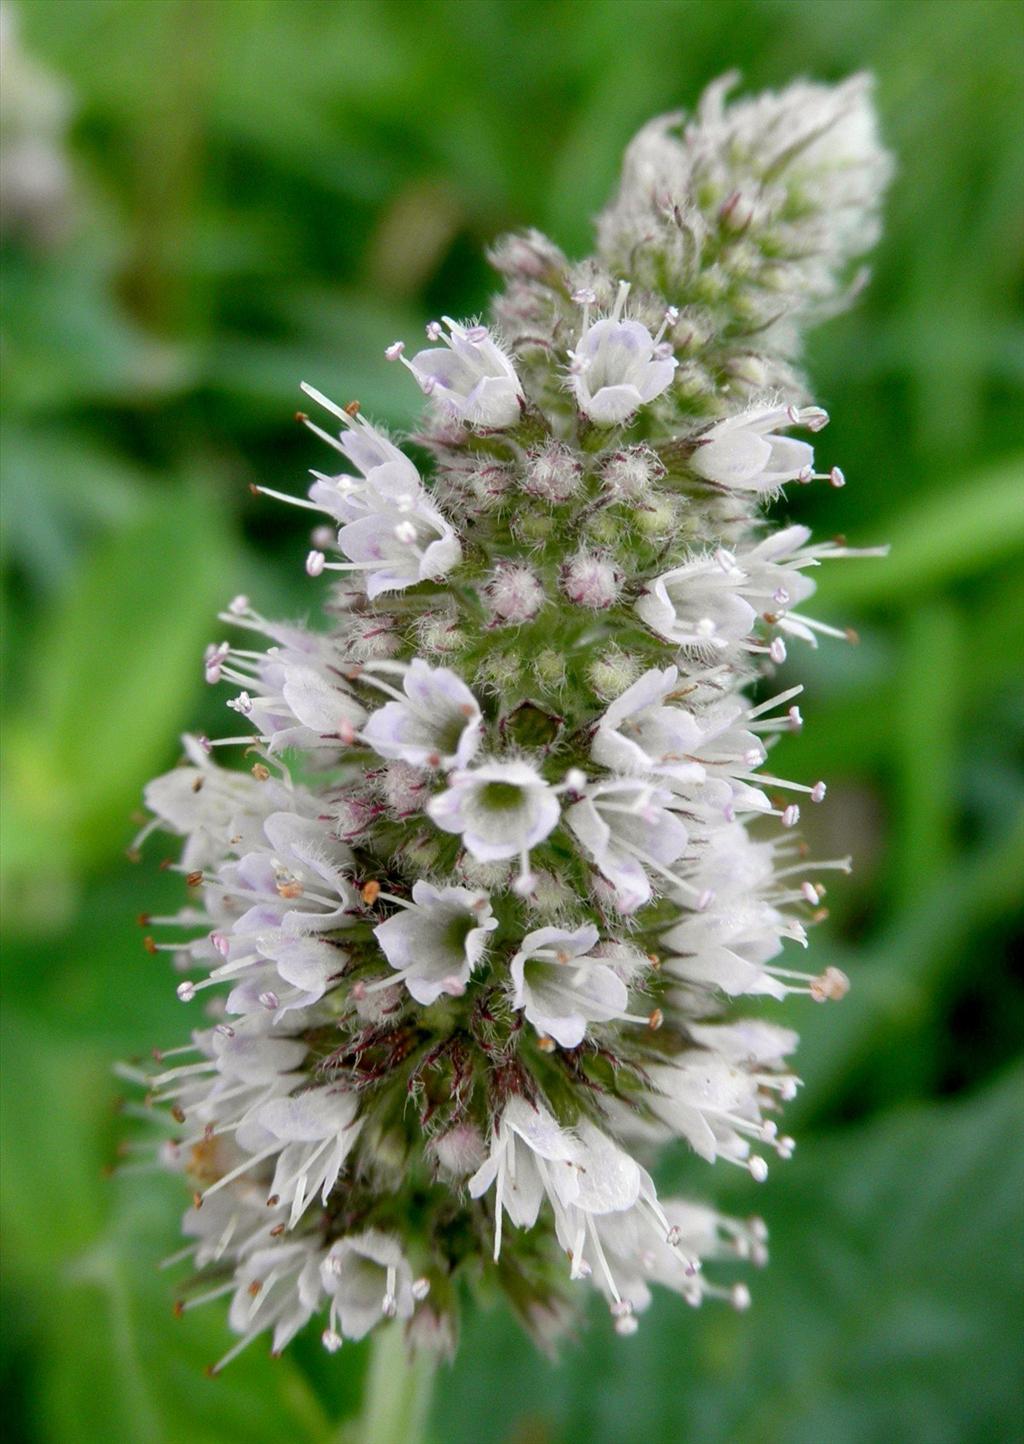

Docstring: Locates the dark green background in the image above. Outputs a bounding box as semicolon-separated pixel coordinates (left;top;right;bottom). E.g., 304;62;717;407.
2;1;1022;1441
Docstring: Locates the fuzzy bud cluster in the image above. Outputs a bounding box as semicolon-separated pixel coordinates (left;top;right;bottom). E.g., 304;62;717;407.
128;74;889;1371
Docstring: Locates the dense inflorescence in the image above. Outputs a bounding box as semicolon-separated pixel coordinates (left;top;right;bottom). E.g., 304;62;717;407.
127;73;890;1370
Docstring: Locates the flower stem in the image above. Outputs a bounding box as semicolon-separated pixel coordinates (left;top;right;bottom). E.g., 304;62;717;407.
340;1326;435;1444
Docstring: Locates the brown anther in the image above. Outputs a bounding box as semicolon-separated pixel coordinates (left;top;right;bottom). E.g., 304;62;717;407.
204;1364;218;1379
537;1035;556;1054
192;1192;203;1210
158;857;173;871
276;880;304;899
171;1105;186;1124
646;952;661;970
845;627;861;646
266;1194;279;1207
251;763;270;781
762;611;780;625
137;913;151;927
191;776;204;793
173;1300;185;1318
247;1279;263;1297
295;411;308;423
249;483;261;496
125;848;141;864
143;936;158;955
459;703;476;718
811;907;830;924
269;1223;286;1237
648;1008;664;1031
361;880;381;905
186;870;204;888
343;399;361;417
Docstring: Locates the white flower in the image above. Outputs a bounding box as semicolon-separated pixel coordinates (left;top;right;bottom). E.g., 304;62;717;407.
576;1194;761;1316
225;653;368;755
373;881;496;1004
362;660;482;769
142;734;314;871
734;525;886;647
225;934;348;1020
691;405;828;493
687;1018;798;1070
426;760;561;868
296;385;427;526
569;282;677;425
224;1241;325;1366
320;1231;416;1341
636;555;757;654
592;666;705;782
565;780;688;913
243;1086;362;1226
468;1096;584;1257
180;1186;286;1269
222;813;358;936
647;1053;787;1176
397;317;524;429
336;479;461;600
278;387;461;598
510;924;629;1048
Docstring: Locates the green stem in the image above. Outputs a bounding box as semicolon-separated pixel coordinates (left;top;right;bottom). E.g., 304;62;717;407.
338;1325;435;1444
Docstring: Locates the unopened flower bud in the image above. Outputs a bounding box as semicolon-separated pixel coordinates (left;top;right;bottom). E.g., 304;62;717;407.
486;564;545;624
562;552;621;610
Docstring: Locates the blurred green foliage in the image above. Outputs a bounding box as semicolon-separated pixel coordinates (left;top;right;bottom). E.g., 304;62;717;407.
2;1;1022;1441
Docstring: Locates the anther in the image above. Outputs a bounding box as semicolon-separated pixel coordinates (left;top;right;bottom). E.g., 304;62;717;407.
810;966;849;1002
